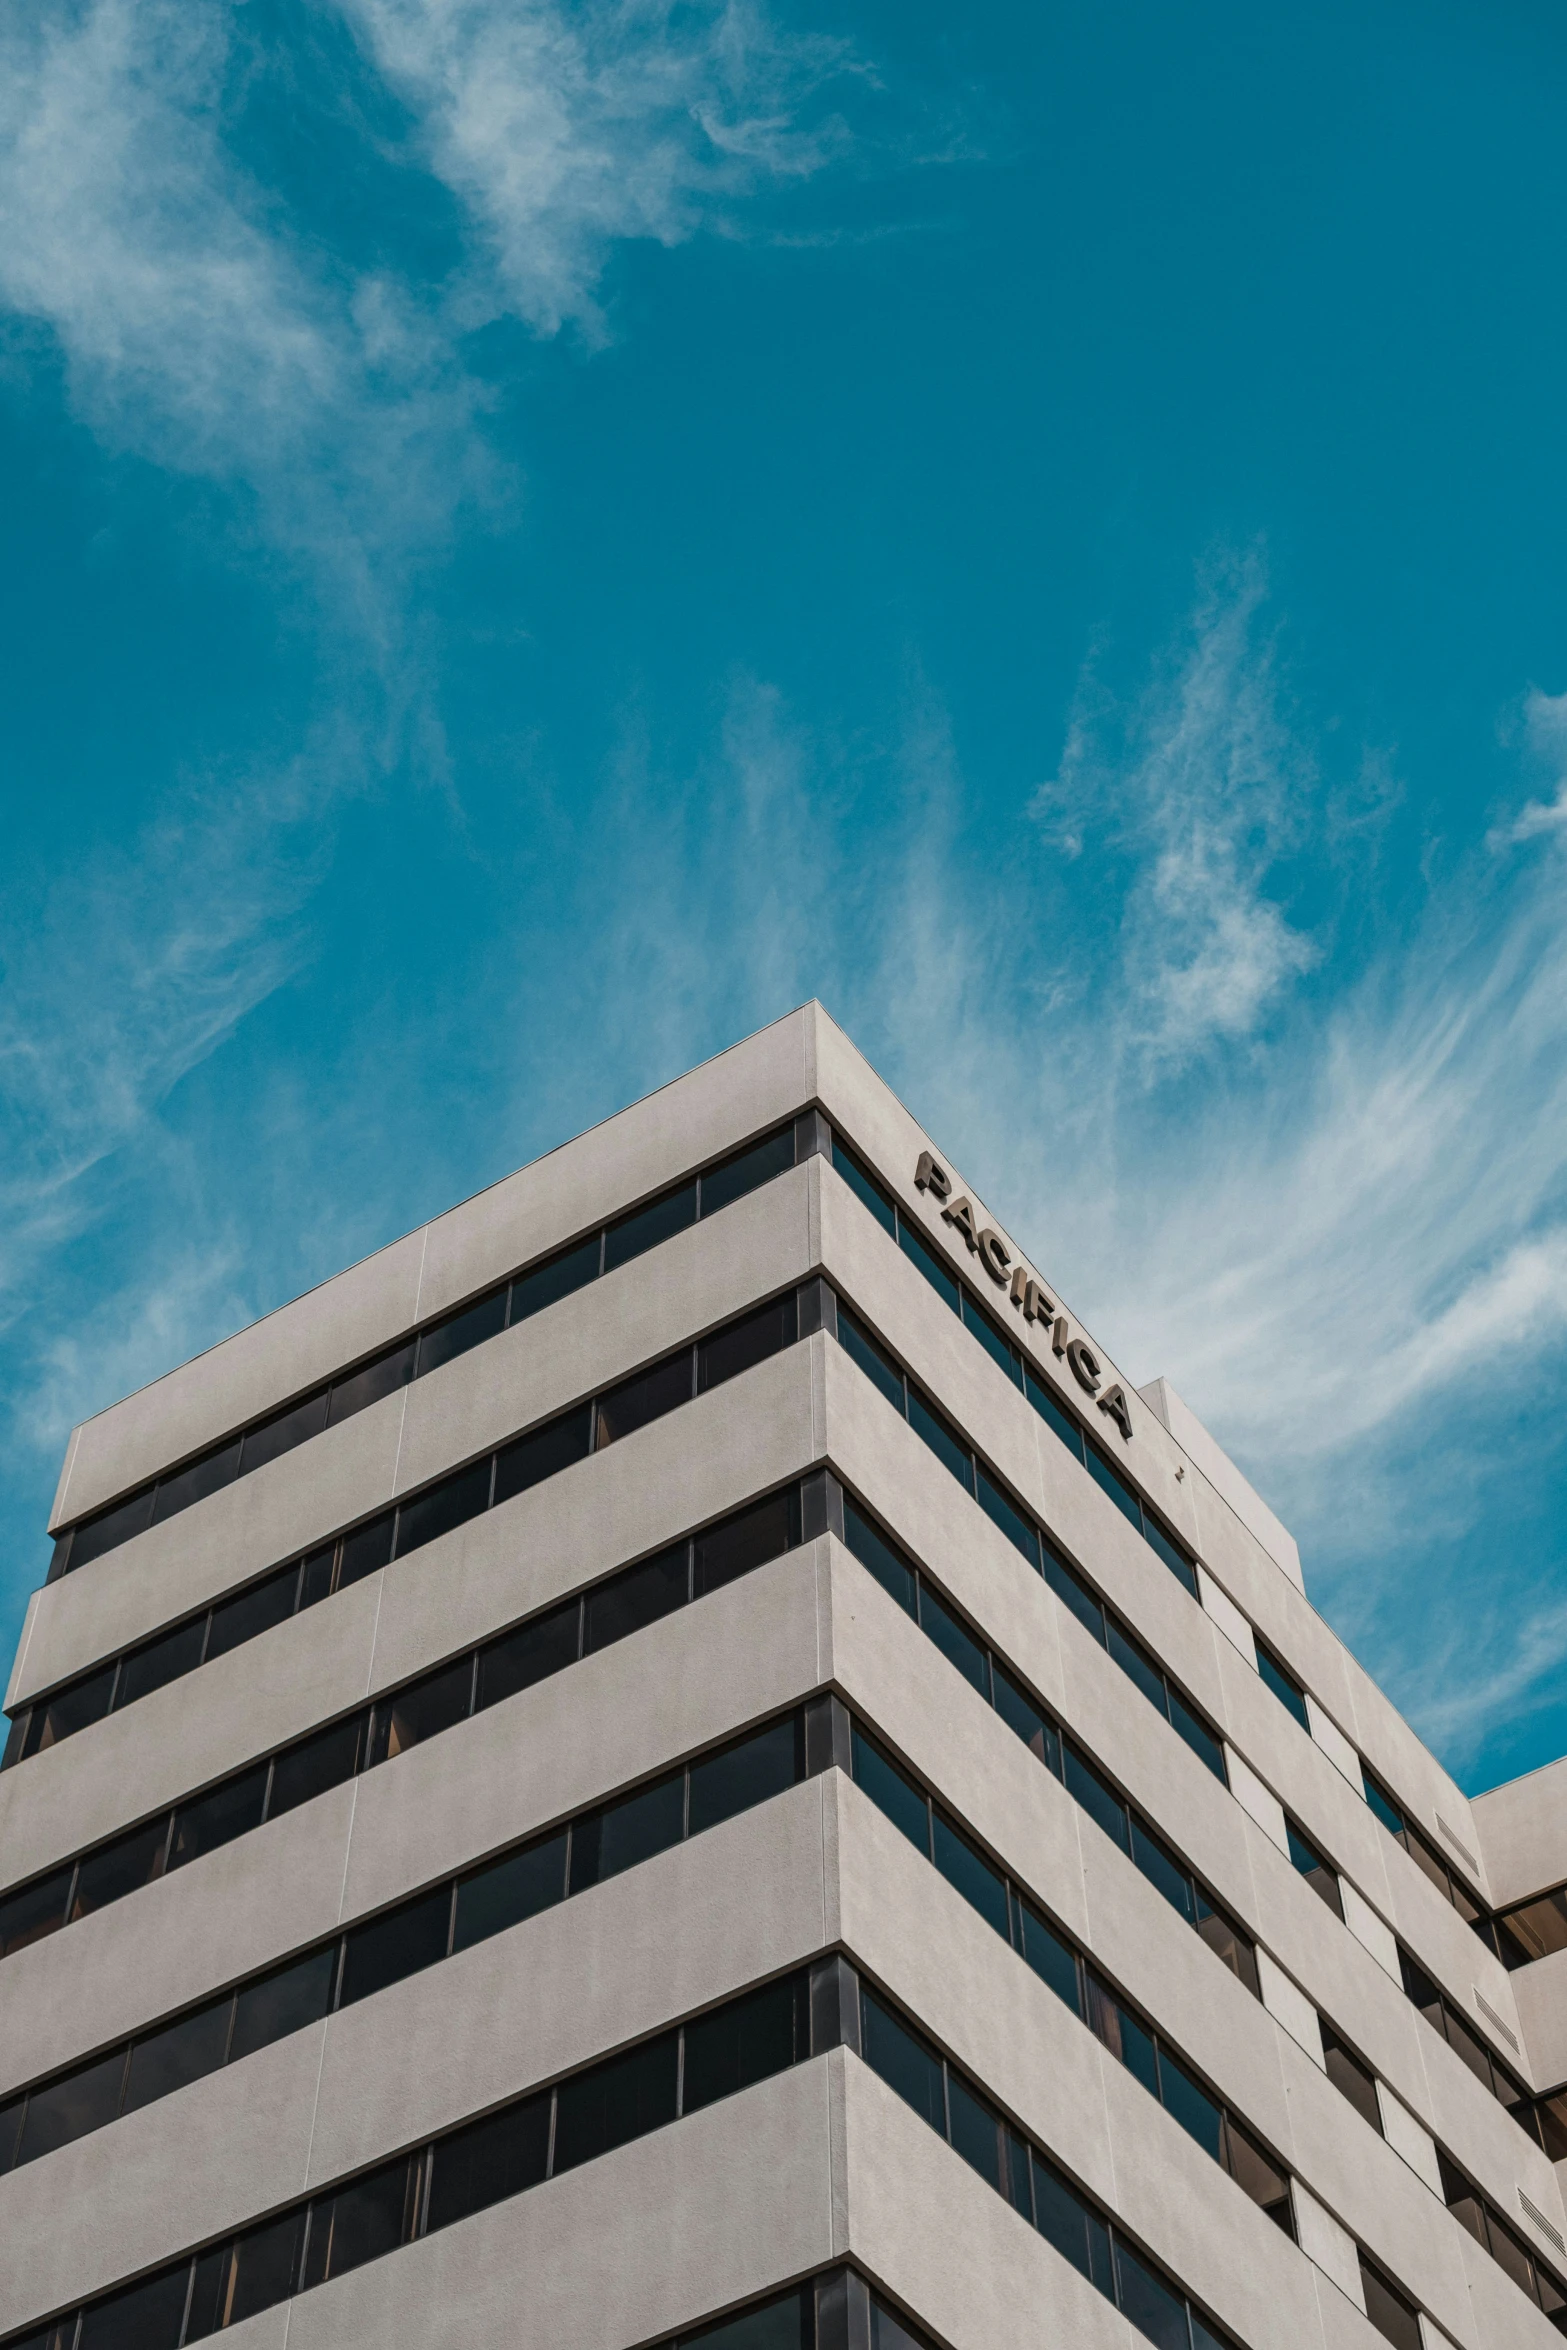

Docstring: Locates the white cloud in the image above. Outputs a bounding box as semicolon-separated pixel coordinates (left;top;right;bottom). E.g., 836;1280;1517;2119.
1492;687;1567;846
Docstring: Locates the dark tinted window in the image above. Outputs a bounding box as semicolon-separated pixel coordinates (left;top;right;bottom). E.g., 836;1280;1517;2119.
71;1819;168;1917
299;1546;335;1608
416;1287;507;1377
267;1716;364;1820
993;1663;1056;1768
426;2094;550;2231
206;1564;298;1661
975;1468;1038;1564
1168;1690;1227;1781
917;1586;990;1700
1157;2049;1224;2159
1499;1885;1567;1963
339;1885;451;2006
117;1616;208;1708
961;1294;1021;1384
67;1488;156;1570
1084;1443;1141;1532
240;1390;329;1475
122;1998;231;2113
229;1948;336;2062
851;1725;930;1855
831;1140;897;1238
167;1764;269;1871
326;1341;415;1427
1364;1773;1406;1839
394;1458;491;1557
1130;1818;1195;1922
78;2263;191;2350
932;1812;1009;1938
682;1974;805;2112
1141;1516;1198;1594
508;1234;599;1324
303;2156;414;2285
368;1657;473;1764
584;1545;687;1651
841;1499;915;1613
1024;1366;1085;1460
1114;2241;1189;2350
603;1181;697;1272
837;1307;906;1412
336;1512;395;1589
1286;1821;1343;1916
860;1991;945;2131
453;1833;568;1953
1064;1745;1130;1854
699;1127;795;1217
1042;1545;1106;1643
190;2211;304;2335
18;2050;126;2163
1016;1902;1081;2010
688;1718;800;1837
1;1866;73;1956
1256;1644;1311;1733
947;2071;1003;2184
1032;2151;1102;2282
694;1487;799;1595
1321;2027;1382;2131
33;1662;119;1750
477;1602;580;1708
595;1351;693;1447
698;1295;796;1392
1196;1897;1260;1996
1358;2258;1421;2350
571;1772;685;1889
493;1403;593;1503
898;1221;962;1313
552;2030;679;2170
906;1388;973;1490
1105;1619;1167;1715
151;1438;241;1525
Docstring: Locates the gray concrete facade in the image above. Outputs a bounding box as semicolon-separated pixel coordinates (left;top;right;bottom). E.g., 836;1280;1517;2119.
1;1003;1563;2350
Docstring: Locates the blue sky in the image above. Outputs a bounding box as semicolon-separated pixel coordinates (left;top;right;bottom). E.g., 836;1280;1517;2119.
2;0;1565;1797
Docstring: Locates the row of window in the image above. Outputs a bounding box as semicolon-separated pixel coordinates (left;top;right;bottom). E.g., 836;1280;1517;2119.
3;1965;823;2350
47;1120;809;1581
634;2270;932;2350
5;1284;811;1773
0;1706;816;2176
835;1492;1260;1996
1438;2150;1567;2330
827;1136;1197;1592
0;1472;815;1963
1482;1879;1567;1969
1395;1945;1564;2153
839;1707;1290;2228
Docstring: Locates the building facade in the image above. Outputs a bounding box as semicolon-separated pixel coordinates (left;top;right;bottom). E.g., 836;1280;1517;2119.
2;1001;1565;2350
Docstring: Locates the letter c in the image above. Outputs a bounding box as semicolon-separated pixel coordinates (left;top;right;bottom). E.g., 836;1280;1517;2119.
977;1228;1011;1285
1065;1337;1102;1395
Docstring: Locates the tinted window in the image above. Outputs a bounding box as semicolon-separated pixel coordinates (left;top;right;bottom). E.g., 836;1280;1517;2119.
416;1287;507;1377
947;2072;1002;2185
1256;1644;1311;1732
477;1602;580;1708
699;1127;795;1217
369;1657;473;1764
860;1991;945;2131
453;1833;568;1953
917;1586;990;1700
906;1388;973;1490
992;1664;1056;1767
1032;2152;1100;2281
694;1487;799;1595
336;1512;395;1589
1130;1817;1195;1922
1083;1443;1141;1531
961;1295;1021;1386
603;1181;697;1272
326;1341;415;1427
1;1865;73;1957
1168;1690;1227;1781
339;1885;451;2006
687;1718;800;1837
122;1998;231;2113
851;1725;930;1855
1016;1902;1081;2010
832;1140;897;1238
682;1974;804;2112
571;1772;685;1889
698;1295;797;1392
1064;1745;1129;1854
1321;2027;1382;2131
1042;1546;1106;1643
837;1307;906;1413
689;2287;810;2350
1358;2259;1421;2350
552;2030;679;2170
493;1403;593;1504
1025;1366;1086;1459
18;2049;126;2163
426;2095;550;2232
508;1234;599;1324
898;1222;962;1313
190;2211;304;2335
239;1390;329;1475
117;1616;208;1708
303;2157;414;2284
594;1351;693;1447
167;1764;269;1871
975;1468;1038;1565
71;1819;168;1917
1196;1897;1260;1996
1114;2241;1189;2350
229;1947;336;2061
299;1544;336;1607
932;1813;1009;1939
841;1499;916;1613
34;1662;119;1749
267;1716;364;1820
1106;1619;1167;1715
1286;1822;1342;1916
66;1488;156;1570
394;1458;492;1557
1501;1886;1567;1962
151;1439;241;1525
584;1545;687;1651
78;2263;191;2350
1141;1516;1198;1594
1157;2049;1224;2159
206;1564;298;1662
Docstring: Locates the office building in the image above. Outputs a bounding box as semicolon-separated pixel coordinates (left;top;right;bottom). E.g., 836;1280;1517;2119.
2;1002;1565;2350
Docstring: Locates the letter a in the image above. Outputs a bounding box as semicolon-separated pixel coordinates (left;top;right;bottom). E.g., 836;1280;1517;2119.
1097;1384;1133;1442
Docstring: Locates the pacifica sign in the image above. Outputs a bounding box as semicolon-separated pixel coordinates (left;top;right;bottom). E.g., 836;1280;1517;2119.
913;1152;1134;1444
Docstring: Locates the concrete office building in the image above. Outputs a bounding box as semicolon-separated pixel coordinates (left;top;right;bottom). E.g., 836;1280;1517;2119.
3;1004;1567;2350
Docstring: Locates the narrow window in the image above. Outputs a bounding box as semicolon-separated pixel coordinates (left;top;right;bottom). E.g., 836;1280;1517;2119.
594;1350;695;1447
603;1180;698;1273
916;1585;991;1702
991;1662;1057;1771
682;1974;807;2113
302;2156;419;2287
453;1833;569;1954
69;1818;169;1918
1255;1643;1311;1734
187;2210;305;2336
906;1387;974;1492
974;1468;1039;1565
1357;2254;1422;2350
849;1725;931;1857
122;1996;232;2113
326;1341;415;1428
167;1764;269;1871
415;1287;508;1378
551;2030;680;2170
425;2094;550;2232
1105;1618;1168;1715
63;1487;157;1571
1024;1365;1086;1462
16;2049;127;2165
1167;1690;1227;1781
508;1233;599;1325
841;1498;917;1614
338;1885;452;2007
335;1512;395;1590
31;1661;120;1752
687;1717;802;1838
697;1294;798;1392
859;1990;946;2132
946;2070;1004;2187
583;1545;688;1651
1320;2026;1382;2133
205;1563;299;1662
229;1948;336;2062
491;1402;592;1505
698;1126;795;1217
366;1656;473;1765
1031;2151;1110;2291
693;1487;800;1595
1113;2240;1190;2350
1083;1444;1142;1534
836;1306;907;1414
393;1457;492;1558
1014;1899;1081;2013
570;1770;686;1889
1155;2048;1223;2159
1063;1743;1131;1856
1285;1820;1343;1917
150;1438;241;1526
1195;1895;1260;1996
239;1390;329;1475
1041;1545;1106;1645
77;2264;191;2349
960;1294;1023;1386
266;1716;365;1821
477;1600;581;1709
831;1137;898;1239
